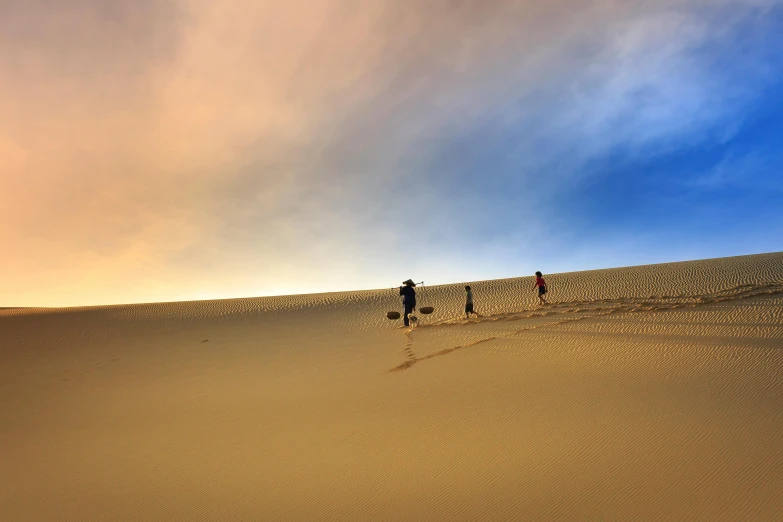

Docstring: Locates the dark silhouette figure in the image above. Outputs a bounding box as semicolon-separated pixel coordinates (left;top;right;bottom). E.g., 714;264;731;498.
399;279;417;326
465;285;478;318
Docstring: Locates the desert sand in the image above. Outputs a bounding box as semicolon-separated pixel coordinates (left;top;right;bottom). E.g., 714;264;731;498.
2;252;782;521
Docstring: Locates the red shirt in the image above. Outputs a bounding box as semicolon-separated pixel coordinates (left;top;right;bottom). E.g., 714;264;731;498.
535;276;546;287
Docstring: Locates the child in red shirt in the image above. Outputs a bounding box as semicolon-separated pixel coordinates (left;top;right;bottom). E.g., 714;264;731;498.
532;271;548;305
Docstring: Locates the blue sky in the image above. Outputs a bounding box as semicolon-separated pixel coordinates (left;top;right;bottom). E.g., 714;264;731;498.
347;1;783;284
1;0;782;306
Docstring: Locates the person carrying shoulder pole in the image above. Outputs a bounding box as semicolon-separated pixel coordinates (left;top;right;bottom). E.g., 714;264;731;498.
399;279;417;326
532;271;548;305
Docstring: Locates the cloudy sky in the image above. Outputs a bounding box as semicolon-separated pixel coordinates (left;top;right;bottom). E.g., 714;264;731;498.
2;0;782;306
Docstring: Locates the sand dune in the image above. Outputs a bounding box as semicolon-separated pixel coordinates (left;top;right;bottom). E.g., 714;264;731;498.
2;252;782;521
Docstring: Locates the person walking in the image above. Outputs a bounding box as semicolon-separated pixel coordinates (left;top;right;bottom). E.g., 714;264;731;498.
532;271;548;305
399;279;417;327
465;285;478;319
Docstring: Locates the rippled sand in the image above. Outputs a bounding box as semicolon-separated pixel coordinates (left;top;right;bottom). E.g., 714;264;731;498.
2;252;782;521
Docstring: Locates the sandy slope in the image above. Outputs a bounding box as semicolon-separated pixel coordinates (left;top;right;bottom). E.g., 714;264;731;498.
2;252;782;521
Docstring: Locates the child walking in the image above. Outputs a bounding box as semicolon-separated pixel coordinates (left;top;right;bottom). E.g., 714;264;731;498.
532;271;548;305
465;285;479;318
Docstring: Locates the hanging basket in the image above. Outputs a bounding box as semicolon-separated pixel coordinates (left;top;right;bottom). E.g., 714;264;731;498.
386;311;401;320
417;283;434;315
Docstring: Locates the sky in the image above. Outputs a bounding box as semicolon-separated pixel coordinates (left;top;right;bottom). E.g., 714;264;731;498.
1;0;782;307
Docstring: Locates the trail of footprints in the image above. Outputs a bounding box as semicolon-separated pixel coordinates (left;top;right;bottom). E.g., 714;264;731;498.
391;282;783;372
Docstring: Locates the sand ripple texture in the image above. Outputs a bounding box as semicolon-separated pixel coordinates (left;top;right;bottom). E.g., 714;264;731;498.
2;252;783;521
